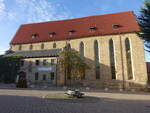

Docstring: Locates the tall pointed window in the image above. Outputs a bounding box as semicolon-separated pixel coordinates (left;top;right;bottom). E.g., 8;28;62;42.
80;42;84;59
94;40;100;79
79;42;85;79
109;39;116;79
125;38;133;80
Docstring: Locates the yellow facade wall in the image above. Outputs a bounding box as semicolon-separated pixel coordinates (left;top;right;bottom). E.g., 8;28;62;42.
11;32;148;90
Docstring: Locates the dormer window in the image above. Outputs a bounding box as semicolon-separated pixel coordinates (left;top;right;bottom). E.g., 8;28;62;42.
112;24;122;29
89;26;97;32
68;30;76;35
32;34;39;39
49;32;56;37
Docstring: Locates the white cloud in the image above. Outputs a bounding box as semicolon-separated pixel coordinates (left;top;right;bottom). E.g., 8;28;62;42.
0;0;72;23
15;0;71;23
0;0;6;17
0;0;5;11
0;50;5;55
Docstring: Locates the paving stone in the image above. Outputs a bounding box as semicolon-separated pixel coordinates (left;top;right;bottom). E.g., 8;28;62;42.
0;89;150;113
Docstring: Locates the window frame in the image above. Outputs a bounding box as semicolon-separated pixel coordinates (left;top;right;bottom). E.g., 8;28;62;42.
35;72;39;80
18;45;22;51
94;40;100;79
125;38;133;80
20;60;24;67
35;60;40;66
50;72;55;80
41;43;44;50
53;43;56;48
29;44;33;50
32;34;39;39
109;39;116;80
42;74;46;81
49;32;56;37
80;42;84;59
43;59;47;66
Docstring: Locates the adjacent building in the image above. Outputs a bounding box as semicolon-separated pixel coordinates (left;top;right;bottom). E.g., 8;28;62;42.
7;11;148;90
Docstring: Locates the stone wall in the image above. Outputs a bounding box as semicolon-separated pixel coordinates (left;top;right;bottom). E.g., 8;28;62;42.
11;32;148;90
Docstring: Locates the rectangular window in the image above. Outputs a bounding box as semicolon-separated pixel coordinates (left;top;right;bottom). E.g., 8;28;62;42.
51;59;55;65
51;72;55;80
35;60;40;66
35;72;39;80
20;60;24;67
43;59;47;66
28;61;32;72
53;43;56;48
43;74;46;80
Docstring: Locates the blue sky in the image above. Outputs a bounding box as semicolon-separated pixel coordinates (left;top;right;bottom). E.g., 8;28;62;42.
0;0;149;61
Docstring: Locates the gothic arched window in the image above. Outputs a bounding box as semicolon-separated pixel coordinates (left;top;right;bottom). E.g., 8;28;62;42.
94;40;100;79
80;42;84;59
109;39;116;79
79;42;85;79
125;38;133;80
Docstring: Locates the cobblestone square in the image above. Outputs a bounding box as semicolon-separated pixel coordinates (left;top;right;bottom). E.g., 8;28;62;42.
0;89;150;113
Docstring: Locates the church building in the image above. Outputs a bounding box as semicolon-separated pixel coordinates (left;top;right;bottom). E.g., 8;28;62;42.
7;11;148;90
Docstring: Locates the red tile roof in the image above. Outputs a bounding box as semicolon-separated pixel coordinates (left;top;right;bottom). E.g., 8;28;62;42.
10;11;140;44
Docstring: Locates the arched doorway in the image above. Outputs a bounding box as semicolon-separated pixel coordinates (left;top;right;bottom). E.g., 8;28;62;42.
16;71;27;88
18;71;26;79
